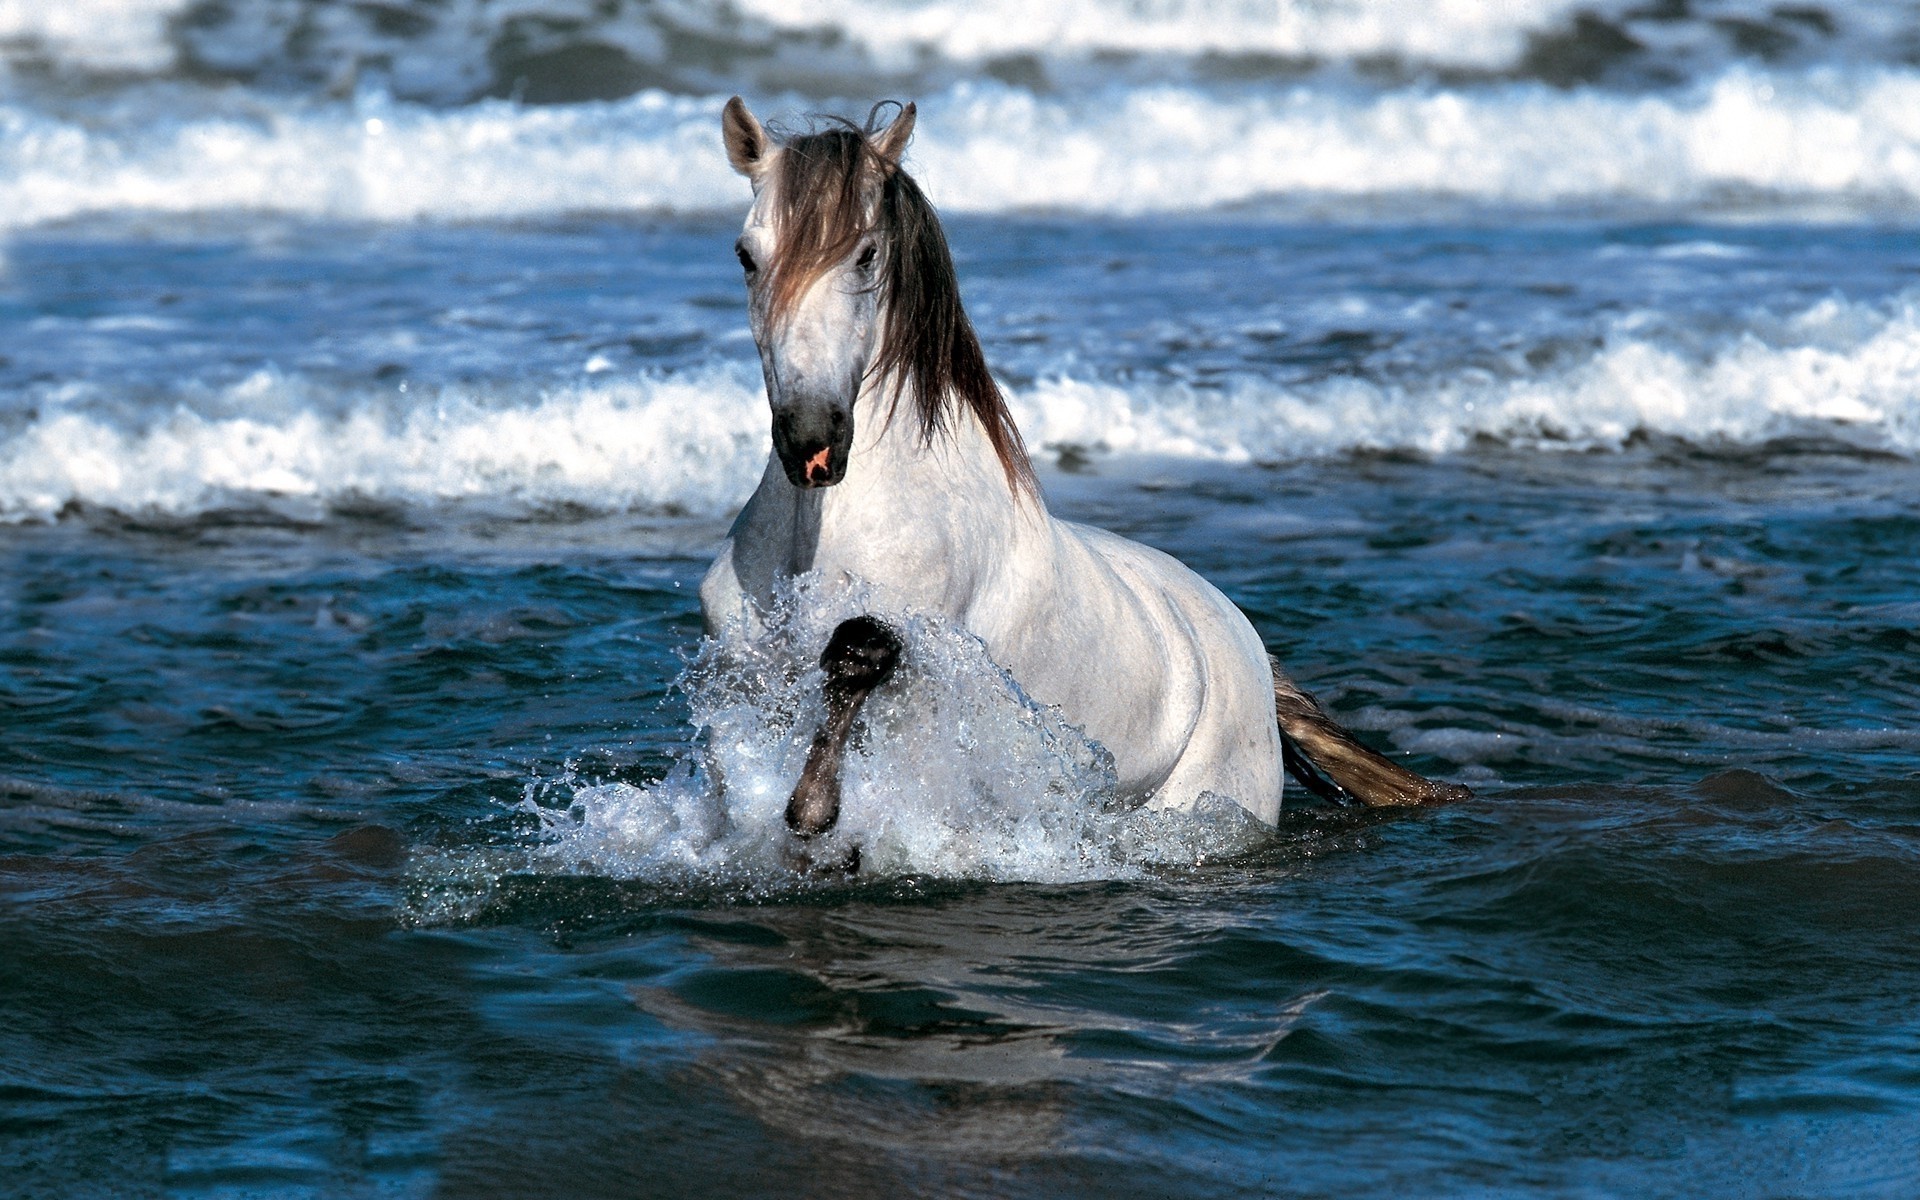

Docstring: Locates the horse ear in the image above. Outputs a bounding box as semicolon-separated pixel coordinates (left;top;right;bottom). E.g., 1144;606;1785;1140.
722;96;768;179
871;101;916;167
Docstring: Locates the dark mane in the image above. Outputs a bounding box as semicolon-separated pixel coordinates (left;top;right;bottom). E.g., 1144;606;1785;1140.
767;114;1036;497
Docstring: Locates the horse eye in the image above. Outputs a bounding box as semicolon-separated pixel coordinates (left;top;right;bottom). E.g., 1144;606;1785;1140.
735;242;757;274
855;243;877;273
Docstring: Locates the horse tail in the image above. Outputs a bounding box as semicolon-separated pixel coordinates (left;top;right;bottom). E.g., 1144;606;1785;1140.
1269;656;1472;807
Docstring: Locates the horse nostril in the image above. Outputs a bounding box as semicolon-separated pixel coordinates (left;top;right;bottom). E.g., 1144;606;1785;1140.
829;410;847;429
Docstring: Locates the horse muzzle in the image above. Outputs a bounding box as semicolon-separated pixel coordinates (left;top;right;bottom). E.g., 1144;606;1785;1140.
772;405;854;488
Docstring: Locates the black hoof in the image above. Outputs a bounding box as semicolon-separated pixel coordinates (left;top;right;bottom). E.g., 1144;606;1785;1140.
820;615;902;692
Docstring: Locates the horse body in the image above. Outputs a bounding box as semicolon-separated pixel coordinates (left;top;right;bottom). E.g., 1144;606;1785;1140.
701;97;1461;842
700;367;1287;823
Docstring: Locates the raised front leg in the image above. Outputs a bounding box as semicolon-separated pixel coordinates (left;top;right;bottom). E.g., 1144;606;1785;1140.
787;616;904;837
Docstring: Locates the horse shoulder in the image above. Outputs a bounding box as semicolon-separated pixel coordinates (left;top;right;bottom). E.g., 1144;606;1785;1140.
698;535;751;638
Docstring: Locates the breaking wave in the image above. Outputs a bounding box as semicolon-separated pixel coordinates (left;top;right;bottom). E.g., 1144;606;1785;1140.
2;67;1920;229
10;1;1920;99
1019;290;1920;461
0;365;772;521
5;2;1920;227
6;289;1919;523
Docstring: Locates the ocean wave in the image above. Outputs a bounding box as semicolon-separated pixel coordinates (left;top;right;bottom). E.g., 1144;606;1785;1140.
728;0;1588;73
911;70;1920;213
0;365;772;522
724;0;1920;90
5;290;1918;522
4;68;1920;228
11;0;1597;89
0;0;185;73
12;0;1920;101
1017;290;1920;460
0;90;741;227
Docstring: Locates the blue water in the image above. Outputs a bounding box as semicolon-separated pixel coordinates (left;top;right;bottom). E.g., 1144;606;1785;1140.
7;2;1920;1195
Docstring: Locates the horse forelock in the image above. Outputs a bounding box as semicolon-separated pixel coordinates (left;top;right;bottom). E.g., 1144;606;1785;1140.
763;121;1036;498
763;128;873;330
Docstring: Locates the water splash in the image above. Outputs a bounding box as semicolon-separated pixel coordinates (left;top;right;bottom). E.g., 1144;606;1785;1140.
407;579;1268;919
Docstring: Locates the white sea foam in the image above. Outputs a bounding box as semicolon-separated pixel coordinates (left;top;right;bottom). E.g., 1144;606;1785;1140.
5;289;1918;523
506;579;1263;890
2;67;1920;227
0;0;188;73
0;364;772;522
1015;290;1920;460
20;0;1920;96
0;90;742;228
907;70;1920;214
730;0;1592;72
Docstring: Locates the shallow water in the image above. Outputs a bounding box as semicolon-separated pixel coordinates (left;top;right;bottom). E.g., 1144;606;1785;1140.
8;2;1920;1194
8;427;1920;1195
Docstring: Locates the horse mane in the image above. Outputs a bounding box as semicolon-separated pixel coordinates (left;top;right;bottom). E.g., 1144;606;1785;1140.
765;110;1037;498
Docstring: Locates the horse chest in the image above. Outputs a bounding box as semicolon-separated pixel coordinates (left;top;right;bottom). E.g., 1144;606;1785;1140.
717;474;993;623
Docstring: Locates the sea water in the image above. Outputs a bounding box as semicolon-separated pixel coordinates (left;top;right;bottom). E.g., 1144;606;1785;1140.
4;2;1920;1195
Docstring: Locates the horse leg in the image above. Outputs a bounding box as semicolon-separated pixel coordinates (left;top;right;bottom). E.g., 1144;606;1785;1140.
787;616;903;838
1270;656;1472;807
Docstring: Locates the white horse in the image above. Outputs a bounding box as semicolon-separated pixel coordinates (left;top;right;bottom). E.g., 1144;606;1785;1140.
700;98;1465;843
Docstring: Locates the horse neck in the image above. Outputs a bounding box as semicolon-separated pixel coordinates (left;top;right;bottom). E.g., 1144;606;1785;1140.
841;375;1021;522
770;373;1033;595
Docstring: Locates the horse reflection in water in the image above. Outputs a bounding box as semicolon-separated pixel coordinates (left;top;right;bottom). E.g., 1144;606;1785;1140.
699;97;1467;866
622;894;1330;1165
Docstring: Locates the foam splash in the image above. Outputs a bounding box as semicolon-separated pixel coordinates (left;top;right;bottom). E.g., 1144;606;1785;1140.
506;579;1264;891
5;289;1920;523
3;68;1920;228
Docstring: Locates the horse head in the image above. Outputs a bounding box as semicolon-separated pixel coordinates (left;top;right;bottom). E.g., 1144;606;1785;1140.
721;97;1035;496
721;97;916;490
